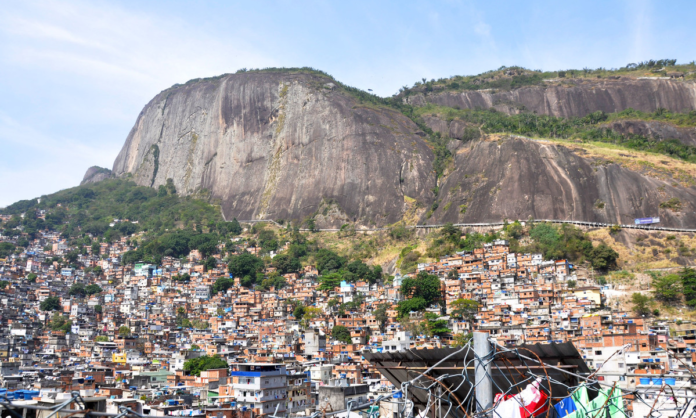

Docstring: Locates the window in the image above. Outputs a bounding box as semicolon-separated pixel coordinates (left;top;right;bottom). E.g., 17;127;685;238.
618;363;624;368
595;351;602;355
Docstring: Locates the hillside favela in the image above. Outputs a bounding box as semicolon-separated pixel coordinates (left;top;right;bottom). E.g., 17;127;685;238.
3;3;696;418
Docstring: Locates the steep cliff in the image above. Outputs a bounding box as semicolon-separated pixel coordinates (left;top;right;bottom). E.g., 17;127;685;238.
108;70;696;228
430;137;696;227
112;71;434;226
405;78;696;118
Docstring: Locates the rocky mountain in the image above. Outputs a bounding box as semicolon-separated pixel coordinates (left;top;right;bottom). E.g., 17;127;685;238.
106;69;696;227
111;71;434;226
404;78;696;118
432;137;696;226
81;166;114;185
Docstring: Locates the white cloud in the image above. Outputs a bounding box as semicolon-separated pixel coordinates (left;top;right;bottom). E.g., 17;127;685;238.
0;0;279;205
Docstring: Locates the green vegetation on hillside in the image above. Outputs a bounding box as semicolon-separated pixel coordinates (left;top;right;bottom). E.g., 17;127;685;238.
1;179;225;241
398;59;695;96
425;222;618;271
415;105;696;163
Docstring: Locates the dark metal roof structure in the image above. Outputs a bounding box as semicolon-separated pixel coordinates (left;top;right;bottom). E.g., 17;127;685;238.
364;342;592;418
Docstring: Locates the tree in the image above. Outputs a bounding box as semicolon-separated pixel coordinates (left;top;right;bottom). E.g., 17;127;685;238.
653;274;682;301
258;229;279;253
396;297;428;318
40;296;61;311
631;293;652;316
452;333;473;347
261;275;287;290
588;243;619;271
165;178;177;195
213;277;234;294
317;272;343;291
680;268;696;307
374;304;389;332
65;250;79;265
305;218;318;233
0;281;8;289
400;271;441;307
567;280;577;289
331;325;352;344
94;305;103;314
450;299;478;321
229;218;242;236
272;254;302;274
315;249;344;274
118;326;131;337
183;355;228;376
424;313;450;337
191;344;200;350
95;336;109;342
440;223;460;244
301;307;322;327
228;253;264;279
69;283;86;297
293;305;306;320
203;256;217;272
49;313;72;333
85;284;103;295
27;273;37;282
345;261;382;284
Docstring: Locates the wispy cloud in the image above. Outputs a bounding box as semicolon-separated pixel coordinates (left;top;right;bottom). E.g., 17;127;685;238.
0;0;278;206
629;0;652;61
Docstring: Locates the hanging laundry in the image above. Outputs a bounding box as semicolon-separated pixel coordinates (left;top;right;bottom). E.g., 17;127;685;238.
604;387;626;418
554;385;589;418
492;378;549;418
554;397;577;418
519;379;549;418
587;389;608;417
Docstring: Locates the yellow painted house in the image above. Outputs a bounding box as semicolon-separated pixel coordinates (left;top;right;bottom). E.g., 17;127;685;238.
112;352;127;364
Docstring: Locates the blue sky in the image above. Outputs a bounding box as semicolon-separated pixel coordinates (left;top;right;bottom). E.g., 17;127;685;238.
1;0;695;207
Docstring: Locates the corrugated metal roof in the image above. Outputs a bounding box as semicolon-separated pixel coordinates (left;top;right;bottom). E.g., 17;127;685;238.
364;342;591;418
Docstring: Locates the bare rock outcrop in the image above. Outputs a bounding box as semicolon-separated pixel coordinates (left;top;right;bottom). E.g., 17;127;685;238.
80;166;113;185
406;79;696;118
430;137;696;227
604;119;696;146
109;71;696;228
111;72;434;227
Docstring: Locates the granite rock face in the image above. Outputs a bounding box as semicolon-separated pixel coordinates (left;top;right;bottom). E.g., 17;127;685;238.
605;119;696;146
430;137;696;227
80;166;113;185
111;72;434;226
406;79;696;118
108;72;696;227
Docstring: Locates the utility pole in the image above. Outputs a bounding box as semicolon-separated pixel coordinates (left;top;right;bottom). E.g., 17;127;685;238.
474;332;492;416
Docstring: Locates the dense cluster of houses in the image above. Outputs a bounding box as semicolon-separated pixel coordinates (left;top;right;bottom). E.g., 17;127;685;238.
1;218;696;417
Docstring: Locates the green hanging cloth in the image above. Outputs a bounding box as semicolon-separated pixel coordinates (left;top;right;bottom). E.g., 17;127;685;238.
586;388;609;418
571;385;589;408
565;385;591;418
605;387;626;418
